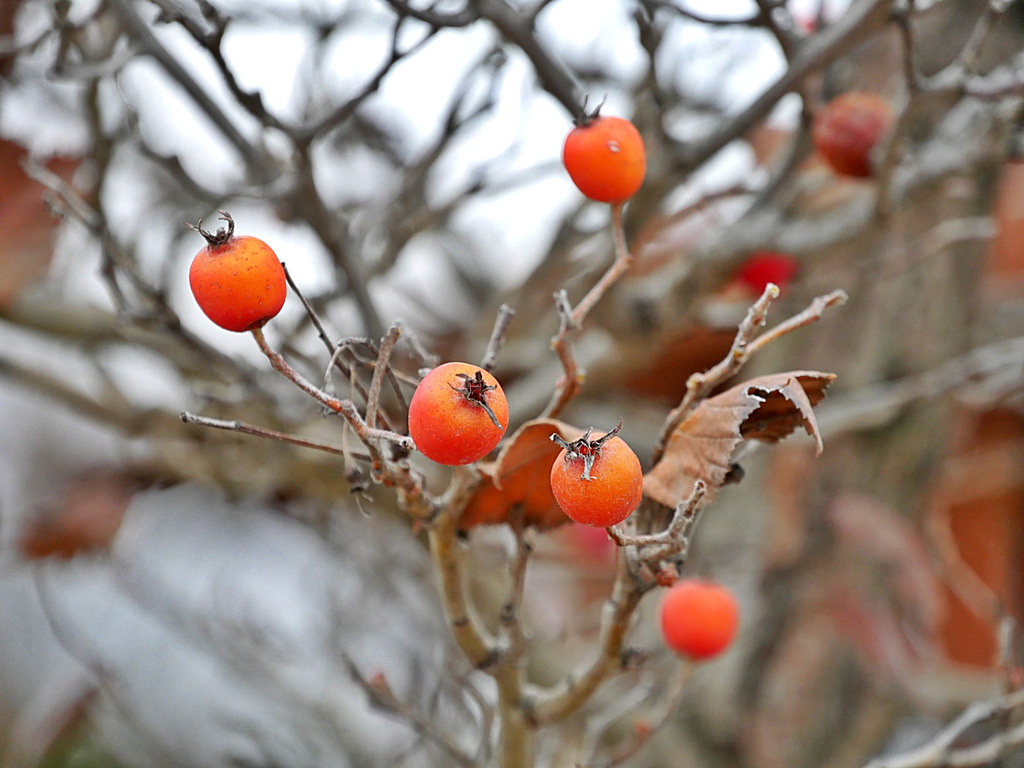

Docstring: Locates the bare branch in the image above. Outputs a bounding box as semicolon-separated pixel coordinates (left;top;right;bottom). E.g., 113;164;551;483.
248;327;425;513
674;0;896;173
526;573;644;726
147;0;289;133
476;0;580;115
178;411;363;460
498;519;532;663
290;144;385;339
639;0;761;28
381;0;477;28
283;262;337;357
863;688;1024;768
105;0;270;177
427;480;497;670
340;654;476;768
480;304;517;372
608;480;708;580
747;288;848;354
589;660;695;768
301;16;438;140
818;335;1024;437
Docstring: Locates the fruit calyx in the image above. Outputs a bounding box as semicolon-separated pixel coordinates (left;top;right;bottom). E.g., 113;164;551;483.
451;370;502;429
189;210;236;248
573;94;607;127
550;419;623;481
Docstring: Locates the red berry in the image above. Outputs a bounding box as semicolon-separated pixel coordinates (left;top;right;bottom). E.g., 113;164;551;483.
188;212;286;332
549;422;643;527
408;363;509;466
562;115;646;204
812;91;894;178
734;251;800;295
660;580;739;660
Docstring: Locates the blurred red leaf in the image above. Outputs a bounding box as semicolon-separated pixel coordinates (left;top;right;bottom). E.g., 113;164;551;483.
0;140;78;308
644;371;835;508
19;471;136;559
459;419;586;531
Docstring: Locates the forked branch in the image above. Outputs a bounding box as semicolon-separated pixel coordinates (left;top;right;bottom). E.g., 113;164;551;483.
654;287;847;462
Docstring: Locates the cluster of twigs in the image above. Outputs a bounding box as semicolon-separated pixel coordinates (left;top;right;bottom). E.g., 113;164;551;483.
170;193;845;766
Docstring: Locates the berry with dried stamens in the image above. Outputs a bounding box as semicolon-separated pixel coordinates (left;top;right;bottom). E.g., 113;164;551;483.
549;420;643;527
408;362;509;466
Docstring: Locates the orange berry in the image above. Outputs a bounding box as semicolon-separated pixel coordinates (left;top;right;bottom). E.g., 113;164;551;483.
562;114;646;204
549;422;643;527
660;580;739;660
188;212;287;332
812;91;893;178
408;362;509;466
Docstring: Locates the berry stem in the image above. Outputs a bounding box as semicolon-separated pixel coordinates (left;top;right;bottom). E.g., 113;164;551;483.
544;203;633;419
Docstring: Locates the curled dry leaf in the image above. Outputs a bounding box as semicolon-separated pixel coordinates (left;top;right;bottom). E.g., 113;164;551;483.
459;419;586;531
644;372;836;508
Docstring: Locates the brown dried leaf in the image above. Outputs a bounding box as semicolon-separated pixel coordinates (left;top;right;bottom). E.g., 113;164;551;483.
459;419;586;531
644;371;836;508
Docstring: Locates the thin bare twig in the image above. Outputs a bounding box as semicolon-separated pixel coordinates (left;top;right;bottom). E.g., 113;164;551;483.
301;16;438;140
543;203;634;419
178;411;368;461
340;654;476;768
499;519;532;663
863;688;1024;768
894;0;922;94
673;0;896;173
608;480;708;580
480;304;517;372
526;573;644;726
248;327;427;514
365;325;402;430
640;0;761;28
381;0;477;28
818;334;1024;437
589;660;695;768
476;0;579;116
283;263;336;357
747;288;848;354
653;284;778;459
105;0;269;177
147;0;288;133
